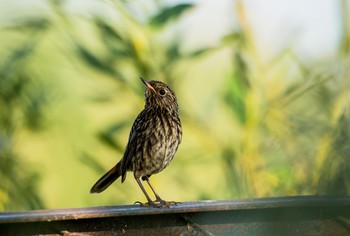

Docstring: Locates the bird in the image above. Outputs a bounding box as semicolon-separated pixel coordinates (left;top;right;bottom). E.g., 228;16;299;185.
90;77;182;207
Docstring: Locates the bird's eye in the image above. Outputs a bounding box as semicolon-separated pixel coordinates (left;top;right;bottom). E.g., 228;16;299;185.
159;89;166;96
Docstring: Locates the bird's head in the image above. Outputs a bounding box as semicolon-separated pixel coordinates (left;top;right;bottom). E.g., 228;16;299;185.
140;77;178;112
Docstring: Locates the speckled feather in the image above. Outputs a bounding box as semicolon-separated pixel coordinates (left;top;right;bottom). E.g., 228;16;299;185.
121;105;182;181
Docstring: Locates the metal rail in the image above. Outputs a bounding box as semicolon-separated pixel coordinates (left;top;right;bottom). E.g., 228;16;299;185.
0;196;350;235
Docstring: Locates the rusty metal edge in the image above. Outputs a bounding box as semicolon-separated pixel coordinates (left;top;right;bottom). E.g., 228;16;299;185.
0;195;349;224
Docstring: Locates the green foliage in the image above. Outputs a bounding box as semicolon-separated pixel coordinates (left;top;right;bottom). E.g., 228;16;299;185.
317;113;350;194
0;0;349;211
149;3;194;27
0;25;48;210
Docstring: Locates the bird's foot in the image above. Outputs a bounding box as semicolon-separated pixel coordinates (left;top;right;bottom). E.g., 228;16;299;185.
134;199;181;208
158;199;180;207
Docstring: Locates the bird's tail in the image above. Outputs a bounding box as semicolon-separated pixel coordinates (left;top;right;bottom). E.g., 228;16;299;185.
90;161;122;193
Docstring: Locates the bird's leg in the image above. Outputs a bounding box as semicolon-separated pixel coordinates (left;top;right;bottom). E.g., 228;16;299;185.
134;174;154;207
144;176;179;207
143;176;163;202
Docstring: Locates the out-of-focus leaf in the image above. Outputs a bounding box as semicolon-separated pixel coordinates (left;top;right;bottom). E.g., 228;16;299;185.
0;39;36;77
224;79;246;124
0;72;27;103
98;121;129;152
79;153;106;174
76;44;114;74
186;47;216;58
166;41;180;60
94;19;130;57
23;83;49;131
221;32;244;46
75;44;127;83
4;18;50;31
95;18;123;41
148;3;194;28
224;51;249;124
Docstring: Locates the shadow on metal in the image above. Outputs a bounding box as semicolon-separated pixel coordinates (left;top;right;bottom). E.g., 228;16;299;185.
0;196;350;235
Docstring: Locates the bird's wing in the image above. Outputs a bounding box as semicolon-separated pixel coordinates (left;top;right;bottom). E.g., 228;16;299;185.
121;110;147;182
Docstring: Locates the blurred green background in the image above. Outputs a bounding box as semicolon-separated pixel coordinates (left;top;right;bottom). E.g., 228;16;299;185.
1;0;350;211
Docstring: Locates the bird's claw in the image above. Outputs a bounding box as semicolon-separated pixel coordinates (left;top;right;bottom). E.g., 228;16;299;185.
134;200;181;208
134;201;151;207
159;200;180;207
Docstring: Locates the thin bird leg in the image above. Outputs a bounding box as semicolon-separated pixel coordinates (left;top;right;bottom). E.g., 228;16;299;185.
143;176;163;202
134;174;153;205
144;176;179;207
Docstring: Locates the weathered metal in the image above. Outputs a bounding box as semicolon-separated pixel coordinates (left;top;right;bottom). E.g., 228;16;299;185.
0;196;349;235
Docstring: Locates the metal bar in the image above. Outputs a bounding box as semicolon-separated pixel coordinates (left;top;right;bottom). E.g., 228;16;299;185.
0;195;349;235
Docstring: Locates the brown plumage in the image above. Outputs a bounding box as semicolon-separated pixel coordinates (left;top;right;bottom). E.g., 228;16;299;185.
90;77;182;207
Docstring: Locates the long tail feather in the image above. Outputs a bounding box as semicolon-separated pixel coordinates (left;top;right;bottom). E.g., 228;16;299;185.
90;162;122;193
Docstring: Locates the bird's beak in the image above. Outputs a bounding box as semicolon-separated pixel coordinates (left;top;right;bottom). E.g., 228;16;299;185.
140;77;156;93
